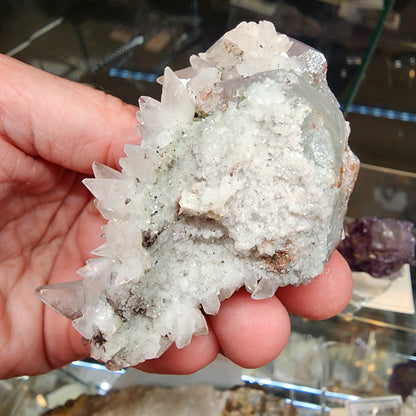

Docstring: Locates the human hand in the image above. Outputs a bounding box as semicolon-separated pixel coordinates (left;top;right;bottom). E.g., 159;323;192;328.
0;54;352;379
0;54;138;378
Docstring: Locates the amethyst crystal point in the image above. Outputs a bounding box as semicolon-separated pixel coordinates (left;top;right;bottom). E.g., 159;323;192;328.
338;216;415;278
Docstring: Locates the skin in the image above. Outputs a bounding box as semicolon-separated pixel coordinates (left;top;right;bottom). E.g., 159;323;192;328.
0;54;353;379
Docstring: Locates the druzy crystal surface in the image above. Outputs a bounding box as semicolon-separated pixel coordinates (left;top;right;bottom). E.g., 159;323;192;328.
337;216;415;278
38;21;359;370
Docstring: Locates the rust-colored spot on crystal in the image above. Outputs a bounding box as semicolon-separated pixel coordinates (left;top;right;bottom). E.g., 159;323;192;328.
337;165;344;188
200;88;213;102
262;250;293;274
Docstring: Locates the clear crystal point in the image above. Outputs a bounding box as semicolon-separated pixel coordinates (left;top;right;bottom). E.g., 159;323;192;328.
36;280;86;320
92;162;123;180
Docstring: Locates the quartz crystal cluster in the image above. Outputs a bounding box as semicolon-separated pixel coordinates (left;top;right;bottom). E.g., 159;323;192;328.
38;21;359;370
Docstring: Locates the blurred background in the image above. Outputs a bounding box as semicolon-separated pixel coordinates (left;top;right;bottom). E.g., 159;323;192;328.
1;1;416;415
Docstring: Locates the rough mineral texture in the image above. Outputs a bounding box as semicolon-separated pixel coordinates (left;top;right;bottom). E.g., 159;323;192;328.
42;385;296;416
337;216;415;278
37;21;359;369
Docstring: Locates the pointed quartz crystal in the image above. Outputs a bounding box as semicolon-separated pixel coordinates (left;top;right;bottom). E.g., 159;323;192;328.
137;95;163;138
92;162;123;180
36;280;86;320
83;178;133;202
159;67;195;130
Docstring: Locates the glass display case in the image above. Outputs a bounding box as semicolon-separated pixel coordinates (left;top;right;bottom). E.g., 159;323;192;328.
1;1;415;414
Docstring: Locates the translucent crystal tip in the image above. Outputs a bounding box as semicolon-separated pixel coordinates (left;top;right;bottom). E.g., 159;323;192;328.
35;280;86;320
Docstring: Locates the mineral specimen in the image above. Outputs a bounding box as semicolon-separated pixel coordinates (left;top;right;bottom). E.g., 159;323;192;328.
37;21;359;370
337;216;415;278
43;385;296;416
389;352;416;400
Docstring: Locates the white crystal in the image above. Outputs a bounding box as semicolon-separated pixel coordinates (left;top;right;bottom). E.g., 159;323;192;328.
36;281;86;320
92;162;123;180
159;67;195;130
37;21;359;370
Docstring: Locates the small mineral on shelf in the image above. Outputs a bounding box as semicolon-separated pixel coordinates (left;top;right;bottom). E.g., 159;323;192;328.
337;216;415;278
389;355;416;401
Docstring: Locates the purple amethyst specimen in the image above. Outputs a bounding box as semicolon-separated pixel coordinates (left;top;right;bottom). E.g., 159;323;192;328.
337;216;415;278
389;352;416;400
